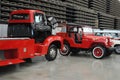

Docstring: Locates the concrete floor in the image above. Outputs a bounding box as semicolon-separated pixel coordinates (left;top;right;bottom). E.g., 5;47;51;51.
0;53;120;80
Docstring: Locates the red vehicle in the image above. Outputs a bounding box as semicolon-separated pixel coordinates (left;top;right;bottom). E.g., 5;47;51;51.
57;23;114;59
0;10;63;66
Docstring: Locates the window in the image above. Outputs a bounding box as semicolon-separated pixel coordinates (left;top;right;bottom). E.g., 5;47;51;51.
95;33;103;36
35;13;44;23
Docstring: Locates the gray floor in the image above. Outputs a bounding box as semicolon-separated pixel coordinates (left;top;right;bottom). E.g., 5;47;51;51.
0;53;120;80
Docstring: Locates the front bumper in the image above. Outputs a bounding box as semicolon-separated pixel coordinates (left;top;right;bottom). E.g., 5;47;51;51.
107;47;115;53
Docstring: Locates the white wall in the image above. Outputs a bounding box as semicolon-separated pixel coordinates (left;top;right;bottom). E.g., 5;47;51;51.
0;24;8;37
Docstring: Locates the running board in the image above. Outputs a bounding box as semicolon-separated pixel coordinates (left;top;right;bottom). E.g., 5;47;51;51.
0;59;25;67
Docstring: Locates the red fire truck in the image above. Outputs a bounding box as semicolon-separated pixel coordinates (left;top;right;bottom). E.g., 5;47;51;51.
0;10;63;66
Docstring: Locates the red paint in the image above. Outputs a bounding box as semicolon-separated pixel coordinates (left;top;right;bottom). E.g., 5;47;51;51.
57;24;112;49
94;48;102;57
9;10;44;23
0;9;64;67
0;36;63;66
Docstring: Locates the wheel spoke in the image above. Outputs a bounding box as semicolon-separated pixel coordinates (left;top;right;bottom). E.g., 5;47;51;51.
94;48;102;56
92;46;104;59
60;44;70;56
45;45;57;61
50;48;56;58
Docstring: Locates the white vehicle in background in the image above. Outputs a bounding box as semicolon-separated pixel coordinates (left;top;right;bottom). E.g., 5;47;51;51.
94;29;120;54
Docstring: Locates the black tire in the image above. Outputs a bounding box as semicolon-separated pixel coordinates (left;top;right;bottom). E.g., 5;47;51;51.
92;46;106;59
59;44;70;56
45;44;57;61
114;45;120;54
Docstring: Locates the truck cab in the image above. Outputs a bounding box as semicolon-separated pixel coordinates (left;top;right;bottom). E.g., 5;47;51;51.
8;10;52;42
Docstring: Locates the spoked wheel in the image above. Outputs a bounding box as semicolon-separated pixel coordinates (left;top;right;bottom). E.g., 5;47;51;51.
115;45;120;54
45;44;57;61
59;44;70;56
92;46;106;59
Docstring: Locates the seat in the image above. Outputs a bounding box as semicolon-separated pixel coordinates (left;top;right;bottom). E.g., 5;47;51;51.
69;33;82;43
75;33;82;43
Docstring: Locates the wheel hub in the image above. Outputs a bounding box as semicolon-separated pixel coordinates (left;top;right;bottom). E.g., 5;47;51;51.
50;48;56;58
94;48;103;56
93;46;104;59
63;46;67;53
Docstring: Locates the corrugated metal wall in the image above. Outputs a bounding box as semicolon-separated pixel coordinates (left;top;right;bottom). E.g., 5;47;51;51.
116;17;120;29
107;0;120;17
98;12;115;29
0;0;120;29
89;0;107;13
75;6;98;27
65;0;89;8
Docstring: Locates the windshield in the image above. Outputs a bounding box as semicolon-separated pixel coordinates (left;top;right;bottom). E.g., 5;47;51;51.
34;13;44;23
95;32;120;38
11;14;29;20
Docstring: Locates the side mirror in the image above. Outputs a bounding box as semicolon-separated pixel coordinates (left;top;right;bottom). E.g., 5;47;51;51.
48;17;58;29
